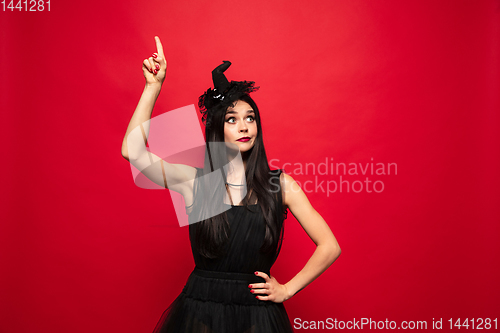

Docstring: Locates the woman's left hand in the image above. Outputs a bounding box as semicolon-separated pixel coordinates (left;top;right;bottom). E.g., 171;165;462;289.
249;271;290;303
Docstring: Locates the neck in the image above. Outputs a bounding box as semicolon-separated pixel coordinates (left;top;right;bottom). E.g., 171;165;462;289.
224;149;250;183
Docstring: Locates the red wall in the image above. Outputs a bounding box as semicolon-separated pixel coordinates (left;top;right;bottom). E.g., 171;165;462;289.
1;0;499;332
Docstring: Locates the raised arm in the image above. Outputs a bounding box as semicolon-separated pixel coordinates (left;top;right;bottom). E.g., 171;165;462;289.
121;36;166;161
121;36;196;197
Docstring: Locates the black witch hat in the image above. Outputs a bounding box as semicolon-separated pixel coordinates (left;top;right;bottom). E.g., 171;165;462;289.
198;61;259;127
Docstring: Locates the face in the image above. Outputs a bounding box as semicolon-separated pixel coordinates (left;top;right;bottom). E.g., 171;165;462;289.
224;100;258;153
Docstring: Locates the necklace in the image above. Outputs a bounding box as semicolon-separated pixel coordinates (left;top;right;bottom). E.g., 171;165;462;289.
226;182;244;186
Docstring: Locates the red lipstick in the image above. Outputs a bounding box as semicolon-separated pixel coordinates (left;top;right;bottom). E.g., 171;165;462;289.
237;137;250;142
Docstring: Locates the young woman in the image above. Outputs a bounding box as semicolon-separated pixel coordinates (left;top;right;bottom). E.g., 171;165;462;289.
121;36;341;333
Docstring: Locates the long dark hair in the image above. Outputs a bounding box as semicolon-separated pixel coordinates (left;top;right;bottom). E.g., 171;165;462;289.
191;94;285;260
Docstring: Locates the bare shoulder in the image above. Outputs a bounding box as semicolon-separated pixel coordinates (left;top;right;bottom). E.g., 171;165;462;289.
280;172;312;211
281;172;298;193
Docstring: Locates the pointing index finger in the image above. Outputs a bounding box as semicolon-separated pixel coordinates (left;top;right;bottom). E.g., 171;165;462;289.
154;36;164;57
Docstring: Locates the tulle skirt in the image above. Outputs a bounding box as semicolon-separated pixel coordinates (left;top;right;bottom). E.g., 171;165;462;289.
153;267;294;333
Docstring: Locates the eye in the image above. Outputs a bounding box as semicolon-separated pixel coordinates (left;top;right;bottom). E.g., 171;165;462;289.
246;115;255;122
226;117;236;124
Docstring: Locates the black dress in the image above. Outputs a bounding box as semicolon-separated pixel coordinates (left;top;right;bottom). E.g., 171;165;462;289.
152;169;294;333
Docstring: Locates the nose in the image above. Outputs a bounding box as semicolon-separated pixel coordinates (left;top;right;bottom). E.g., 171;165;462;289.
238;121;248;133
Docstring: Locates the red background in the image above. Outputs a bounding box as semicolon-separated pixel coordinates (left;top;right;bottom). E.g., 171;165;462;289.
1;0;499;332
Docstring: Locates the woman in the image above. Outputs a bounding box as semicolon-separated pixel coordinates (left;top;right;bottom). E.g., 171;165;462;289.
121;36;341;333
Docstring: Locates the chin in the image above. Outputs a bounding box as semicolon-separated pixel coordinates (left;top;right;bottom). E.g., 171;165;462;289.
240;144;255;153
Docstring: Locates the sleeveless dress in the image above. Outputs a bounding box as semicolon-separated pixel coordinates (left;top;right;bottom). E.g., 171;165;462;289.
152;169;294;333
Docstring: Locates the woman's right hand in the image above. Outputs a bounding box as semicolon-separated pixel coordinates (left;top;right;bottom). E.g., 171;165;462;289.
142;36;167;86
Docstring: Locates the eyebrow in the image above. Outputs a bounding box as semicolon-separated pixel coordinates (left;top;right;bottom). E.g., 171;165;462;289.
225;110;255;115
